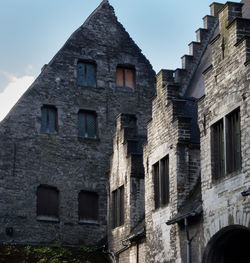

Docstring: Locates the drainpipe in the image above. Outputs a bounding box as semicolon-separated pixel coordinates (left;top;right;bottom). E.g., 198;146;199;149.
184;218;191;263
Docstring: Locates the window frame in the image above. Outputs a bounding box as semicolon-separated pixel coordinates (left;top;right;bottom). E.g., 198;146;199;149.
77;61;96;87
41;105;58;134
36;185;59;222
78;110;98;139
211;107;241;180
116;65;136;90
78;190;99;224
153;155;170;210
112;185;124;229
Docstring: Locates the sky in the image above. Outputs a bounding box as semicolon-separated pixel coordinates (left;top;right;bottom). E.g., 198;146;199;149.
0;0;241;121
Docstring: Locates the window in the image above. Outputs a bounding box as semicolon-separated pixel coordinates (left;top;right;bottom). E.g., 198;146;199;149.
211;119;225;178
112;185;124;228
41;105;57;134
153;155;169;209
78;110;97;138
78;191;99;223
77;62;96;87
116;66;135;90
211;108;241;179
37;185;59;221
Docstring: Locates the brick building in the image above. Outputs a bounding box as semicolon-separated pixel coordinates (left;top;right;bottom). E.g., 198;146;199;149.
0;0;155;247
0;0;250;262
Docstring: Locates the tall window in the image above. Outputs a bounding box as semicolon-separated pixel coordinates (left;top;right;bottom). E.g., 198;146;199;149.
211;119;225;178
112;185;124;228
78;110;97;138
116;66;135;90
37;185;59;221
78;191;99;222
211;108;241;179
153;155;169;209
77;62;96;87
41;105;57;134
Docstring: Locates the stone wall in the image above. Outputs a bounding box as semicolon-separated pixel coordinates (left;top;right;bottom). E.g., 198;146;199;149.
108;114;145;262
0;1;155;246
198;1;250;249
143;70;203;262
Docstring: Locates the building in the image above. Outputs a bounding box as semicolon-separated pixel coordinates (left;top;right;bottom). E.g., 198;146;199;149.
0;0;250;262
108;1;250;262
0;0;155;247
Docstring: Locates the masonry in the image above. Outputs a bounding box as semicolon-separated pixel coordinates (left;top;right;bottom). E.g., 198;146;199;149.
0;0;250;262
0;0;155;246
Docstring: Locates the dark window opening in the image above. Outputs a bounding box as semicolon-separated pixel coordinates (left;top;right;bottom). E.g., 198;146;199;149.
41;105;57;134
211;119;225;179
226;108;241;173
37;185;59;221
78;191;99;222
78;110;97;138
116;67;135;90
77;62;96;87
153;155;169;209
211;108;241;180
112;185;124;228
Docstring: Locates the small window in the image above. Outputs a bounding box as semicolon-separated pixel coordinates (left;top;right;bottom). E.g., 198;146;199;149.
211;108;241;180
77;62;96;87
41;105;57;134
153;155;169;209
116;66;135;90
37;185;59;221
112;185;124;228
78;110;97;138
78;191;99;222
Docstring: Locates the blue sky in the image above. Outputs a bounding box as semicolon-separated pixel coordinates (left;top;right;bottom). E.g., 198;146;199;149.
0;0;240;120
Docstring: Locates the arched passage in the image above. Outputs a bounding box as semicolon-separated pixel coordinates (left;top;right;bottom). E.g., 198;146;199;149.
203;225;250;263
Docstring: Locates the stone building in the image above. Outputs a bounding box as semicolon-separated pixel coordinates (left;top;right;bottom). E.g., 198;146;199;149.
1;0;250;262
108;114;146;262
0;0;155;246
108;0;250;262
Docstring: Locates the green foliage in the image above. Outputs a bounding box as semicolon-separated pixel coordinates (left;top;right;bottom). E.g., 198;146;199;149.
0;243;111;263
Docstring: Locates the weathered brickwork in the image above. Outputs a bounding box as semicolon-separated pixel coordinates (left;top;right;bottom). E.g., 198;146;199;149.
198;2;250;256
0;1;155;246
1;0;250;261
108;114;146;262
143;69;203;262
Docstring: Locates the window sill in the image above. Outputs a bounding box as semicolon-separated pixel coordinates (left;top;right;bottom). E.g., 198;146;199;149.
212;169;242;184
112;224;125;231
78;219;99;225
78;136;100;142
115;87;135;93
37;216;59;223
153;204;169;213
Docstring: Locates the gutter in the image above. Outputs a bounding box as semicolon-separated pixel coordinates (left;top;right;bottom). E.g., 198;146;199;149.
166;203;202;263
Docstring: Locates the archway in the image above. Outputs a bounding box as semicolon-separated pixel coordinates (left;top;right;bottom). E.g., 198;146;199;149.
203;225;250;263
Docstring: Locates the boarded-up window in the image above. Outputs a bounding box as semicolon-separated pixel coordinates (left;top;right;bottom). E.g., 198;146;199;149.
41;105;57;134
211;107;241;180
116;67;135;90
212;119;225;179
78;110;97;138
226;108;241;173
78;191;99;222
112;185;124;228
77;62;96;87
153;155;169;209
37;185;59;221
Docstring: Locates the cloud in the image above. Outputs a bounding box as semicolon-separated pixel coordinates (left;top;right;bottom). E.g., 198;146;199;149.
0;73;35;121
